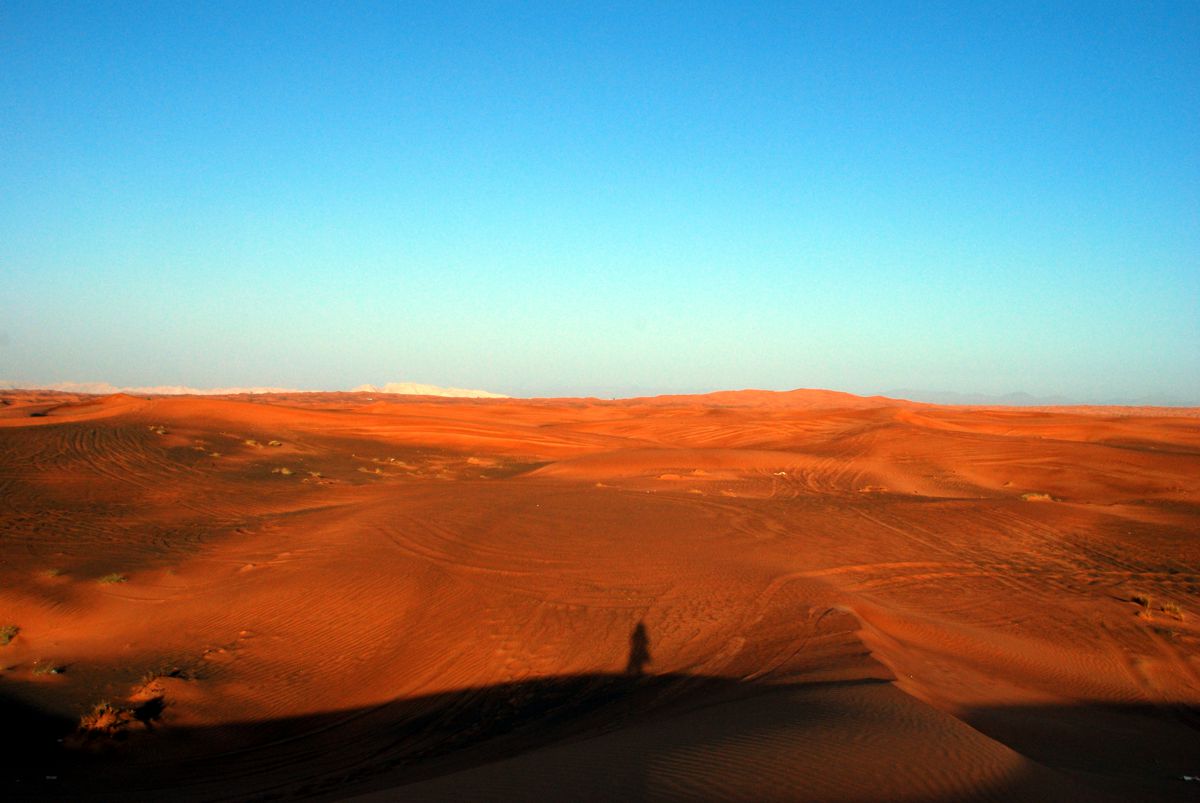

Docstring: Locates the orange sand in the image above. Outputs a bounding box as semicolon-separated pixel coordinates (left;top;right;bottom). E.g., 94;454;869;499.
0;389;1197;800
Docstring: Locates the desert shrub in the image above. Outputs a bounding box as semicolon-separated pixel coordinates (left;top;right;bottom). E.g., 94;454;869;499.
78;701;134;734
0;624;18;645
98;573;127;584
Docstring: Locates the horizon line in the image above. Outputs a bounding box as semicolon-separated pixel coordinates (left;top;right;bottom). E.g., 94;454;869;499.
3;381;1198;409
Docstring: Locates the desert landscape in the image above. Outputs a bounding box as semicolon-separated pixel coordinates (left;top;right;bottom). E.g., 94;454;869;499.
5;3;1196;800
0;388;1197;801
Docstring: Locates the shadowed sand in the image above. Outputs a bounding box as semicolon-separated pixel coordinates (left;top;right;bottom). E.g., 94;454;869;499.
0;389;1197;800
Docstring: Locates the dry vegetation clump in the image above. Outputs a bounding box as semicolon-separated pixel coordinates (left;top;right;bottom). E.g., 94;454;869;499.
1128;593;1177;619
270;466;293;475
1020;492;1055;502
268;440;283;447
98;573;127;584
77;701;136;736
137;664;191;687
244;439;262;447
73;691;167;744
0;624;18;645
148;425;167;435
32;660;64;675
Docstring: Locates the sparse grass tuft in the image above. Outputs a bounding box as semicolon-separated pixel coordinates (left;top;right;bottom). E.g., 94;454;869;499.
268;440;283;447
44;567;66;577
243;439;262;447
138;664;190;686
270;466;293;475
1020;492;1054;502
32;660;64;675
0;624;18;645
1130;593;1154;618
1160;600;1183;620
98;573;127;584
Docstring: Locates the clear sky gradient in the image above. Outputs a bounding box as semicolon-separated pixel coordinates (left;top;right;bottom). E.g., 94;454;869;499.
2;2;1197;400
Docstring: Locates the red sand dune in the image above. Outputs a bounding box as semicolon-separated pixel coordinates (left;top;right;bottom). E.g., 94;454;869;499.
0;388;1198;801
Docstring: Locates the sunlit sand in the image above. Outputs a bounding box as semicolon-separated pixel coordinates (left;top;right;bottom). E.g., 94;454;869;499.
1;388;1197;800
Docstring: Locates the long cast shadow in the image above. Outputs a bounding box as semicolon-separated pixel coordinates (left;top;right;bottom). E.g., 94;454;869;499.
3;669;1198;802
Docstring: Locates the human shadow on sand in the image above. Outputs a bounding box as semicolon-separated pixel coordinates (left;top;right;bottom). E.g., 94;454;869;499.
625;620;651;676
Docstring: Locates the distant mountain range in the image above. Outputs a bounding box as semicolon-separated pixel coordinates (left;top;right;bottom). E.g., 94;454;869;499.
3;380;1192;407
884;389;1197;407
351;383;507;398
0;380;507;399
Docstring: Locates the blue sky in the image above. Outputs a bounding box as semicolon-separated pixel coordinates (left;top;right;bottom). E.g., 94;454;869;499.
2;2;1197;400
